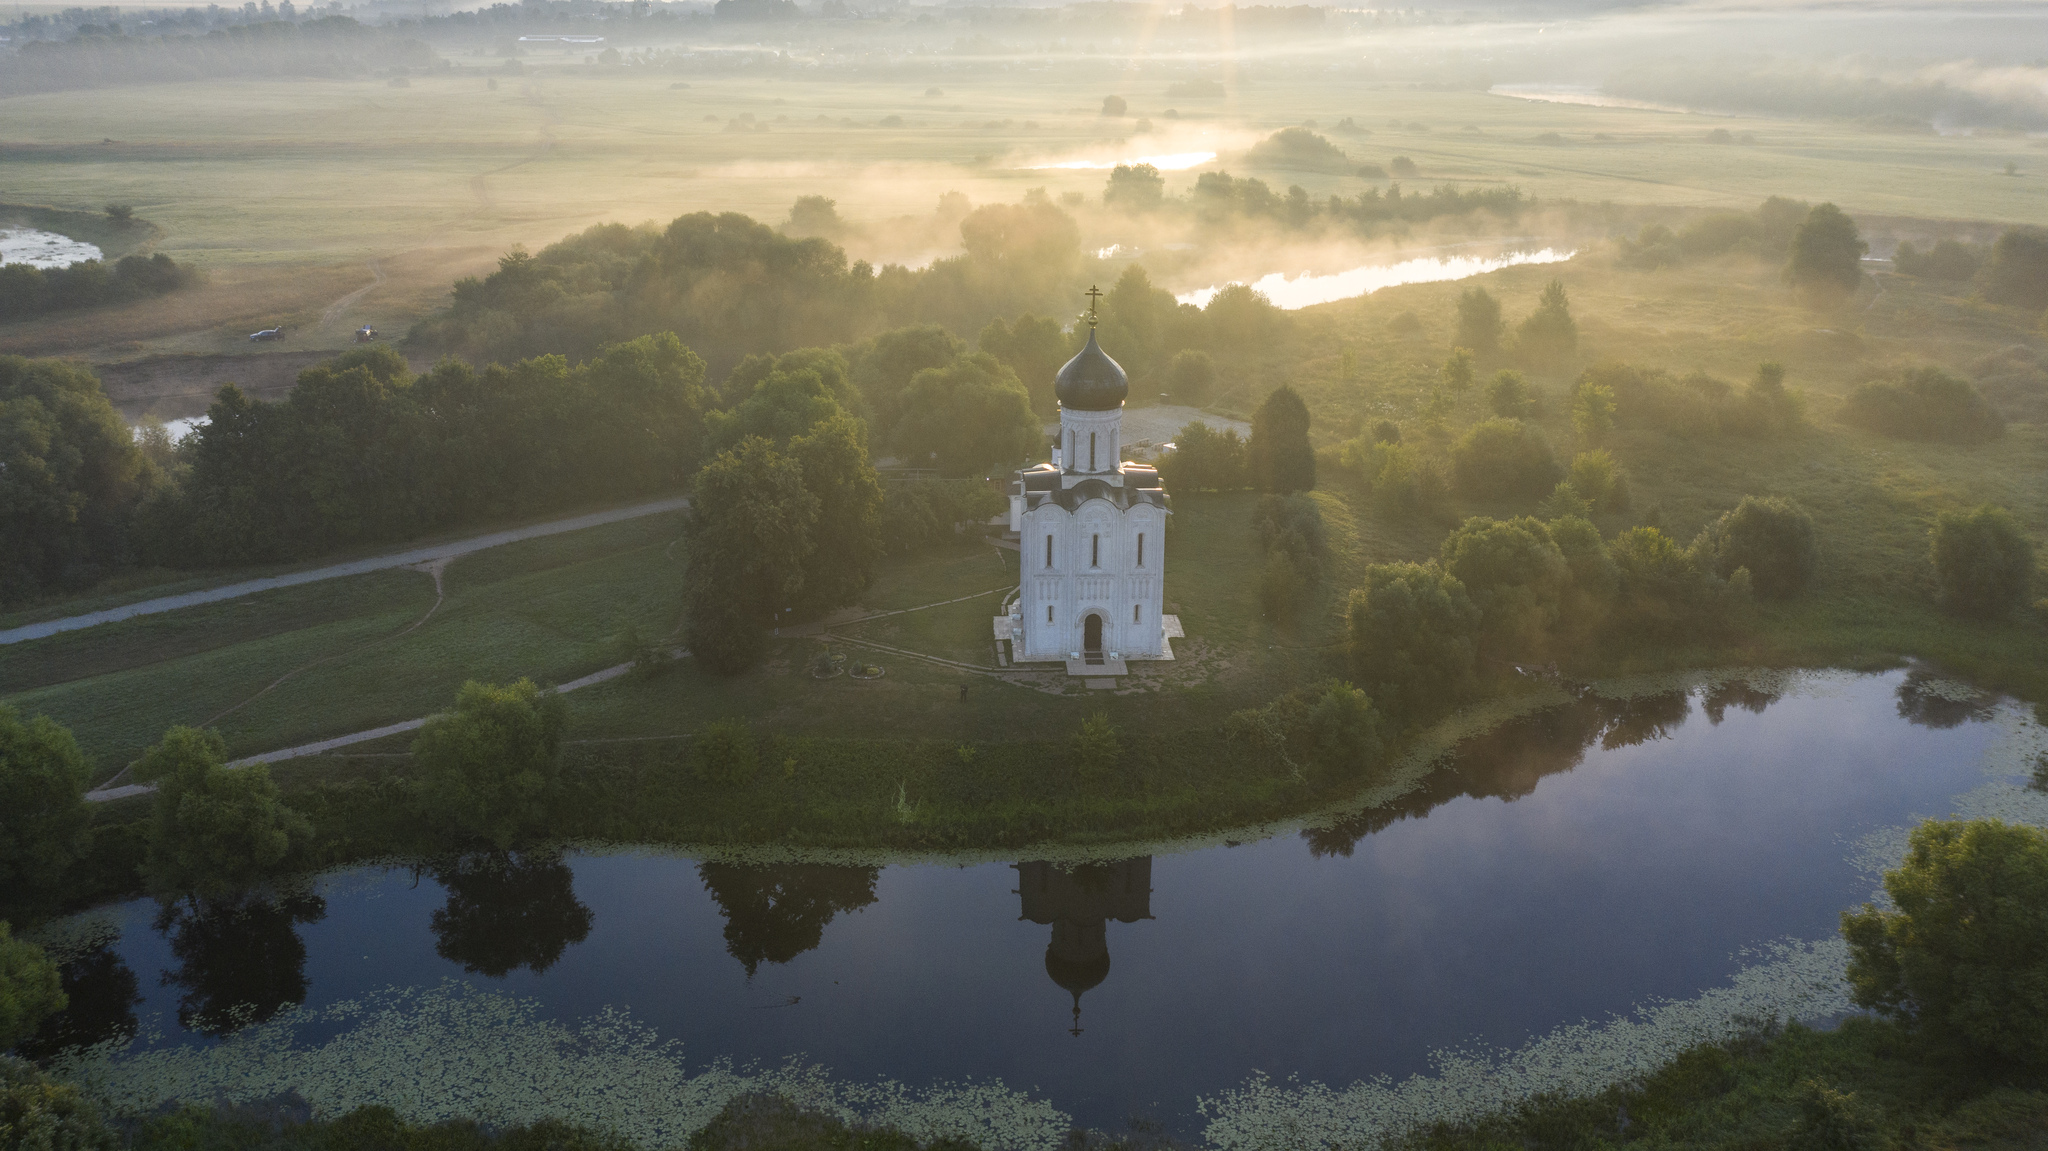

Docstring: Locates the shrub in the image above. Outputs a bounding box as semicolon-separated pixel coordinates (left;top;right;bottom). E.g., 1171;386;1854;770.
1225;680;1382;782
1159;421;1249;492
1439;347;1475;392
1249;385;1315;494
1842;368;2004;443
1347;562;1481;717
1451;418;1559;500
1259;551;1312;625
1486;369;1537;418
1607;527;1741;641
1071;712;1120;780
1162;349;1215;400
1565;449;1629;513
1893;238;1982;281
1931;505;2035;619
1454;287;1503;357
1841;819;2048;1065
1571;378;1614;445
1694;495;1819;599
412;680;567;850
695;719;759;786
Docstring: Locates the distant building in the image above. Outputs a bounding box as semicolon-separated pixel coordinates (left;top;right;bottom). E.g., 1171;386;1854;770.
999;294;1179;671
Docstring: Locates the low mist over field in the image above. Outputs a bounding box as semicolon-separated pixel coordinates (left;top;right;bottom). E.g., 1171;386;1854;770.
4;0;2048;1148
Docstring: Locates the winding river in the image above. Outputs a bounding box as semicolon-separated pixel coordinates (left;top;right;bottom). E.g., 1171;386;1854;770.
27;669;2047;1147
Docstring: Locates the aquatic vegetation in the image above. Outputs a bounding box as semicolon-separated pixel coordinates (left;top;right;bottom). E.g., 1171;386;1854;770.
57;982;1070;1151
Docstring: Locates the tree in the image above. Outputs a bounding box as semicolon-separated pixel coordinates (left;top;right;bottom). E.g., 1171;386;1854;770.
1565;449;1629;514
1451;418;1560;500
1440;516;1571;656
1071;712;1121;780
977;314;1068;414
0;1055;115;1150
683;438;820;673
1608;526;1740;641
788;412;884;610
1486;369;1537;418
1454;287;1503;357
892;353;1040;477
1571;378;1615;446
1439;348;1475;393
0;707;92;895
1163;349;1216;401
1842;819;2048;1065
784;195;842;238
1785;202;1867;296
1347;562;1482;717
412;679;566;850
1514;279;1578;369
850;326;965;437
138;727;309;898
1103;163;1165;211
1101;94;1127;117
1693;495;1819;599
1159;422;1249;492
1979;226;2048;310
103;204;133;223
0;923;64;1052
1249;385;1315;494
1930;505;2035;619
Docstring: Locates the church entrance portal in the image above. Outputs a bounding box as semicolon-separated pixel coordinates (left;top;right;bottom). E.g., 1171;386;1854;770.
1082;614;1104;664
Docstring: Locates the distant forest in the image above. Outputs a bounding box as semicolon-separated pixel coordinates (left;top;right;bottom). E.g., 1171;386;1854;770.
0;17;435;95
0;253;197;321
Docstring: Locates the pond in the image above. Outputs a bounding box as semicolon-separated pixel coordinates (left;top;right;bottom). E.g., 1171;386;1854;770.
0;227;104;269
27;670;2046;1148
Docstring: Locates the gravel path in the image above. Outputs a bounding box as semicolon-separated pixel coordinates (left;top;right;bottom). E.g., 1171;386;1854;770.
1;496;690;646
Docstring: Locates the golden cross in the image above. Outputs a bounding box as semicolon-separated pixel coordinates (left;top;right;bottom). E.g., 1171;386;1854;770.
1084;285;1103;328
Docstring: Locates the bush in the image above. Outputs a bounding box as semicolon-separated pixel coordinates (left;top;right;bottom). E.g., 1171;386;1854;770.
1607;526;1742;641
1158;421;1249;492
1249;385;1315;494
1224;680;1382;783
1930;505;2035;619
1842;368;2005;443
1259;551;1312;626
1071;712;1120;780
1694;495;1819;599
1454;287;1503;357
1785;202;1867;295
1513;279;1577;368
1451;418;1560;501
695;719;759;786
1893;238;1982;281
412;679;567;850
1347;562;1481;717
1162;349;1215;400
1842;819;2048;1065
1440;516;1571;656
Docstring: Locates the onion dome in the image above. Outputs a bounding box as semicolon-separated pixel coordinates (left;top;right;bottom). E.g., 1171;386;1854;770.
1055;329;1128;411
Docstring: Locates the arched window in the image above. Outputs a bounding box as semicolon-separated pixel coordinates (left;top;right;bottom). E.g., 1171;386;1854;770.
1133;603;1141;623
1089;432;1097;471
1091;534;1099;566
1136;532;1145;567
1047;604;1054;623
1045;535;1053;568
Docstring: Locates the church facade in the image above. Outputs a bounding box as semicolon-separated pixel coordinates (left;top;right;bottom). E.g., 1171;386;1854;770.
1001;317;1174;666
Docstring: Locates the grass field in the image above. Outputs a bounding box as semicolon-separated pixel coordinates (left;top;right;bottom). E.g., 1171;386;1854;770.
3;59;2043;362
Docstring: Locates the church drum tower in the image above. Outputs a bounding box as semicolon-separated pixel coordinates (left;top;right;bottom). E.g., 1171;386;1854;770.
1003;290;1172;666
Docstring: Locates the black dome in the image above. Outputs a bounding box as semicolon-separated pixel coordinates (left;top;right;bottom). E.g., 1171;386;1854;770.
1055;329;1128;411
1045;945;1110;997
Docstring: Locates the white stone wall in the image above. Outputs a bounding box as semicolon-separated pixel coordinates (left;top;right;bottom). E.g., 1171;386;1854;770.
1016;498;1167;660
1056;408;1123;476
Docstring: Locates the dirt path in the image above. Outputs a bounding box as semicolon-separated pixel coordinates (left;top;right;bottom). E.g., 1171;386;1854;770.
3;496;689;646
321;259;386;326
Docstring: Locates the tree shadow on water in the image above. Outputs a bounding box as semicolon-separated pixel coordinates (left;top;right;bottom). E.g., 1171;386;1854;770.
697;863;880;977
15;941;142;1062
155;891;327;1037
430;851;595;979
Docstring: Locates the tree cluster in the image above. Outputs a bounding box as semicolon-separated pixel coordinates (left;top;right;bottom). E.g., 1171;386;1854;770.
143;338;709;566
1252;493;1327;625
1575;360;1805;440
0;252;196;320
0;16;435;97
1614;196;1812;270
1842;366;2005;444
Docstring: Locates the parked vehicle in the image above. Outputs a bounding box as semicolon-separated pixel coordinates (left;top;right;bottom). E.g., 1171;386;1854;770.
249;327;284;342
353;326;378;343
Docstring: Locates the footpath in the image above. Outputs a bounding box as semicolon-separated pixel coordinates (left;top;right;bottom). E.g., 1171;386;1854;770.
2;496;690;646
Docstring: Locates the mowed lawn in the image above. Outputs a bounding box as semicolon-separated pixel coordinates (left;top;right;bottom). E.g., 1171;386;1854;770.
4;513;687;780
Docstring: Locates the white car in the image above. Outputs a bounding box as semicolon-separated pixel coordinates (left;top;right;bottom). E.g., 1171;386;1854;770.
249;328;284;342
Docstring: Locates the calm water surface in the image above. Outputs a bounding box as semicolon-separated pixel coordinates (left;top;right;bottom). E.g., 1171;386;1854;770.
30;671;2004;1132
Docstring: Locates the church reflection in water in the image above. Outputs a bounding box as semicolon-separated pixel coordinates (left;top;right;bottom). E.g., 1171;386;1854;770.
1013;858;1152;1035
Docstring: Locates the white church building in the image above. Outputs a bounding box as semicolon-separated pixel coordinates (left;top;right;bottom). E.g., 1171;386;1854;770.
996;309;1179;672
